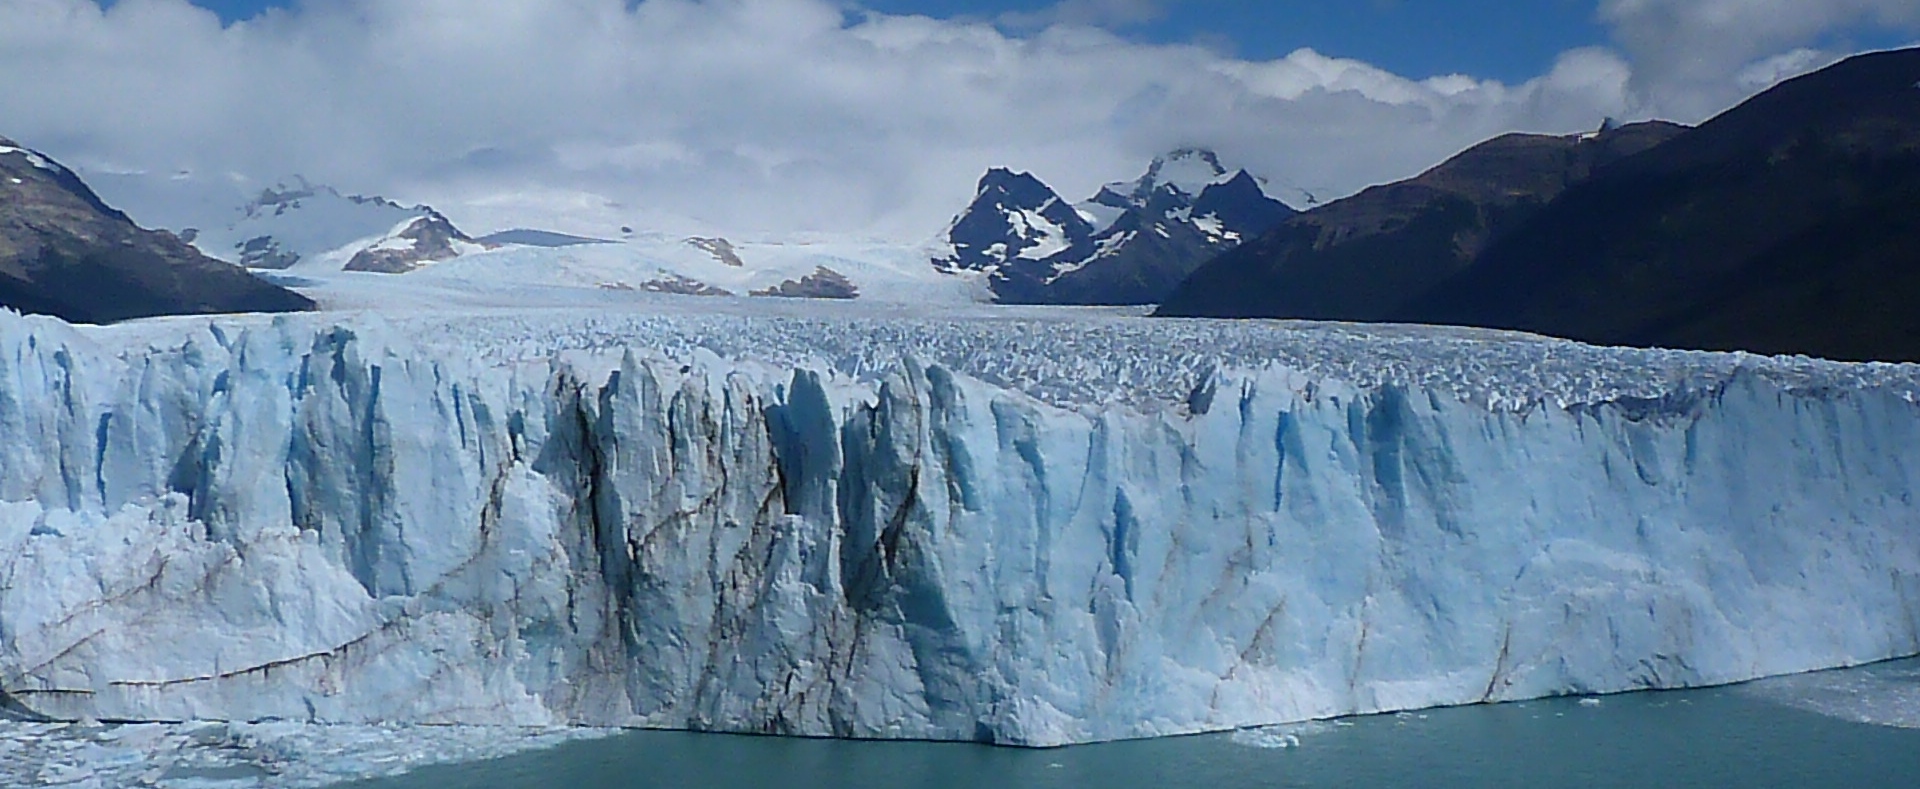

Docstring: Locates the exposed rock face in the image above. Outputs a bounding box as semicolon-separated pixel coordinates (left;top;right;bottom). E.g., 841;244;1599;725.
635;274;733;296
936;151;1295;305
751;266;859;299
0;137;314;323
1400;47;1920;362
2;312;1919;746
687;237;745;268
343;212;486;274
236;235;302;270
1163;48;1920;363
1156;121;1686;322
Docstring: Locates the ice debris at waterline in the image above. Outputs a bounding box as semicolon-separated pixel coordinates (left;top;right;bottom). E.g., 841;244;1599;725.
0;719;610;788
2;307;1920;747
1739;661;1920;729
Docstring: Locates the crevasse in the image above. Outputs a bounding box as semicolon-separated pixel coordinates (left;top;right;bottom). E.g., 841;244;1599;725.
0;310;1917;747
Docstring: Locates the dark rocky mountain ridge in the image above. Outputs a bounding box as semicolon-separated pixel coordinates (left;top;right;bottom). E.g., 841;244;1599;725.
1159;47;1920;363
1403;48;1920;362
0;137;314;324
1156;121;1687;321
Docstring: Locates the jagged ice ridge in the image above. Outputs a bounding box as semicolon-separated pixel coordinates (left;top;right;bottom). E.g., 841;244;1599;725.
1;307;1918;746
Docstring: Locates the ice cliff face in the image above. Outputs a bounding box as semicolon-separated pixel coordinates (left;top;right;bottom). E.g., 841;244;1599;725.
1;309;1918;746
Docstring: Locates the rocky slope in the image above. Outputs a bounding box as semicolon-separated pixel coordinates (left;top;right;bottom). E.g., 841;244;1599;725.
1402;47;1920;362
1156;122;1685;321
0;138;313;323
1162;47;1920;363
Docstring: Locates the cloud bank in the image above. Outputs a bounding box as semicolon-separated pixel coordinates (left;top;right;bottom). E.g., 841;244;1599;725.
1601;0;1920;117
0;0;1912;239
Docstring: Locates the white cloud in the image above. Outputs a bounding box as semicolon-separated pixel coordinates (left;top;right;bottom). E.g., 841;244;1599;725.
1734;48;1846;93
0;0;1908;240
1599;0;1920;116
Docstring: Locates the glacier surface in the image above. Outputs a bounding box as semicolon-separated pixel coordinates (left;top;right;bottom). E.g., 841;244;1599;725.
1;305;1919;747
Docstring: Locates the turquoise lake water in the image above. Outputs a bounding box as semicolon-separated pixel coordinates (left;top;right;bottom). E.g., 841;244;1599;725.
345;658;1920;789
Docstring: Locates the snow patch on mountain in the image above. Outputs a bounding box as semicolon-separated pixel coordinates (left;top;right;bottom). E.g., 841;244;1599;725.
1076;200;1128;236
1011;205;1073;261
1192;215;1236;243
0;145;61;174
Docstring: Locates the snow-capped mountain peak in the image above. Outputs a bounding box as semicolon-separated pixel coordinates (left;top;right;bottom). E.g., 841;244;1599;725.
1093;148;1252;210
935;149;1297;305
934;168;1093;274
1134;147;1232;199
75;168;489;274
1080;148;1290;236
342;210;489;274
971;167;1067;213
240;176;407;222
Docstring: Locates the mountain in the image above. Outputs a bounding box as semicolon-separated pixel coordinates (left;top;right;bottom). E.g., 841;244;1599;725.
82;172;485;273
935;149;1295;305
1155;121;1687;321
219;178;439;269
1397;47;1920;362
1162;47;1920;363
936;167;1092;275
342;211;488;273
0;137;313;323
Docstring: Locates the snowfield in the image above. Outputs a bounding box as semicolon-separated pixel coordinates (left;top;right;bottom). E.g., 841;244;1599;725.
272;235;988;309
1;293;1919;748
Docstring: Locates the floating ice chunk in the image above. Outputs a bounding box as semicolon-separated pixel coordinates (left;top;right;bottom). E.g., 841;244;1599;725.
0;720;613;789
1740;661;1920;729
1231;721;1337;750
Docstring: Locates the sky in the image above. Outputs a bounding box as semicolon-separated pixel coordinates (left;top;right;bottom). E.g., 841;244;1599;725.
167;0;1613;82
13;0;1920;239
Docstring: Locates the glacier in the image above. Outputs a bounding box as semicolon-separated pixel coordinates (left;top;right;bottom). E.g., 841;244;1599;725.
1;304;1919;747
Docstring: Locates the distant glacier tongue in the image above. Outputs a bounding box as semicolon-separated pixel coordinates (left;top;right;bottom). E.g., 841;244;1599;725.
1;308;1919;747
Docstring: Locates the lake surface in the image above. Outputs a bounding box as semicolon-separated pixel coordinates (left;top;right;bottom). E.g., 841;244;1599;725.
343;658;1920;789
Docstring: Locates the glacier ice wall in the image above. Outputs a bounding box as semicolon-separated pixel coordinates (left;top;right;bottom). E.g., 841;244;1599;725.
1;310;1919;746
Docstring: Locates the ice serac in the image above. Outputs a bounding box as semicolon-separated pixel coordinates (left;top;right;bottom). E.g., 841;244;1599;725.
1;310;1919;746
